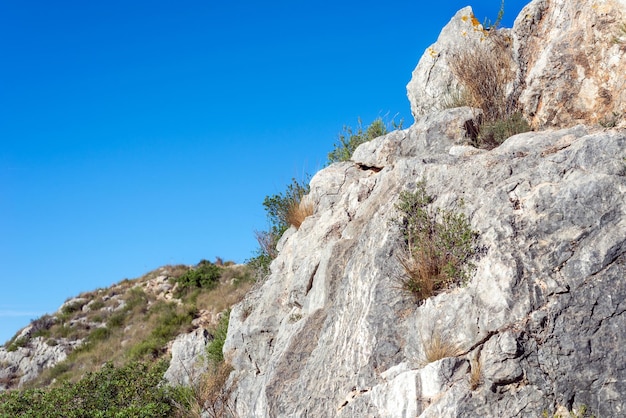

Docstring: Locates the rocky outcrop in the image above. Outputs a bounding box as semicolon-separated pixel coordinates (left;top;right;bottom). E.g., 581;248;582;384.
164;328;210;386
224;108;626;416
407;0;626;129
406;7;492;119
514;0;626;128
0;337;81;390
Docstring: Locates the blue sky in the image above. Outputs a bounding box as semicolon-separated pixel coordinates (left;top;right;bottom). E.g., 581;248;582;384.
0;0;529;343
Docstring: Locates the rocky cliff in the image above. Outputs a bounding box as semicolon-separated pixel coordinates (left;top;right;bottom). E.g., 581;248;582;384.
223;1;626;417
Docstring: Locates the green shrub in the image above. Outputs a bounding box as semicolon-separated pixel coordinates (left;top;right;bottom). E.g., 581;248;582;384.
88;327;111;343
0;360;184;418
124;287;149;312
476;112;531;149
249;177;311;278
327;117;391;163
61;300;85;315
107;311;127;328
394;181;477;302
6;337;28;352
206;310;230;364
173;260;223;297
262;177;311;236
129;302;194;361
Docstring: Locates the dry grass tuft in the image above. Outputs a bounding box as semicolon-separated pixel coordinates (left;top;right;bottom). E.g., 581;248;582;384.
422;333;463;364
396;247;444;302
448;32;531;148
174;362;235;418
286;197;314;229
449;32;513;121
469;356;482;390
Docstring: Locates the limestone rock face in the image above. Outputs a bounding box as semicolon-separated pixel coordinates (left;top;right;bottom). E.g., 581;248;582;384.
164;328;210;387
406;7;490;119
513;0;626;128
0;337;80;389
407;0;626;129
224;109;626;416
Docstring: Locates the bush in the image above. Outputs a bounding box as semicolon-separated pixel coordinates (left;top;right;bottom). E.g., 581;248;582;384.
129;302;195;360
174;361;234;418
0;360;184;418
262;177;311;234
206;310;230;364
327;117;389;163
394;181;477;302
448;28;531;148
173;260;223;297
477;112;531;149
6;337;28;352
249;177;311;279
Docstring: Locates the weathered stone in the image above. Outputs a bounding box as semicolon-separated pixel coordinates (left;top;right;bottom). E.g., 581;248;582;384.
224;117;626;416
0;337;81;390
407;7;489;120
407;0;626;129
513;0;626;128
164;328;210;387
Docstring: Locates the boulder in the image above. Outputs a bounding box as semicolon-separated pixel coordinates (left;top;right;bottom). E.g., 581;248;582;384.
406;7;490;120
164;328;210;387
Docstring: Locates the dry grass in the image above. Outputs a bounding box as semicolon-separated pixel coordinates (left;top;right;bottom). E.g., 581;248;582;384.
448;32;531;148
286;197;314;229
449;32;513;121
469;356;482;390
254;230;279;260
422;333;463;365
195;283;253;322
396;248;443;302
174;362;235;418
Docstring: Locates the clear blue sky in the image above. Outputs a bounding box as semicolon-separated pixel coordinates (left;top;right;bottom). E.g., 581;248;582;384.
0;0;529;343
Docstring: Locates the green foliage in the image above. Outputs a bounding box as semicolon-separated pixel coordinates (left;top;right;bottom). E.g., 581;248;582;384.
542;404;595;418
125;287;150;312
262;177;311;236
395;181;477;302
107;311;127;328
61;300;85;315
249;177;311;278
173;260;222;298
482;0;505;30
88;327;111;344
599;111;622;128
5;337;28;352
0;360;184;418
327;117;389;163
475;112;531;149
129;302;194;360
206;310;230;364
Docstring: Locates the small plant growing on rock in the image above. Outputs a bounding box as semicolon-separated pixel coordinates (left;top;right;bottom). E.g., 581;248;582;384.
206;309;230;364
249;176;311;279
394;181;477;302
327;117;389;163
469;356;482;390
173;260;223;298
448;24;531;149
421;332;463;364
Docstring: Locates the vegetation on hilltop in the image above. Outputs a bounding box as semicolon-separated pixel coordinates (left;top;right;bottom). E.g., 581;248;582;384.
0;261;253;416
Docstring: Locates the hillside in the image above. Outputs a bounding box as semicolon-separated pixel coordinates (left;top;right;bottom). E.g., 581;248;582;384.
0;261;253;414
